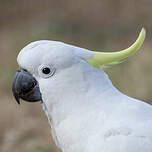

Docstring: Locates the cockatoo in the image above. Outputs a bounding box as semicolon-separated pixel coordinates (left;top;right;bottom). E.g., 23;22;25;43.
12;28;152;152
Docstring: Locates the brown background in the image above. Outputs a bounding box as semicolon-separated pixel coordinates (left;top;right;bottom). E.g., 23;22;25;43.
1;0;152;152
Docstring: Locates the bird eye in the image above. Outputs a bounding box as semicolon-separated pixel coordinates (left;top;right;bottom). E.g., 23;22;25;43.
38;65;55;78
22;68;28;72
42;67;51;74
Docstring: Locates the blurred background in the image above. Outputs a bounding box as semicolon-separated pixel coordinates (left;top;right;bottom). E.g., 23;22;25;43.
0;0;152;151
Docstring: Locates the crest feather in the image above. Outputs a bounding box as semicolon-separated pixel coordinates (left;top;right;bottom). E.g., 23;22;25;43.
86;28;146;68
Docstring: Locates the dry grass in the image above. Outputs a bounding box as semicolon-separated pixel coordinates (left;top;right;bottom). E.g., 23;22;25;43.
0;95;59;152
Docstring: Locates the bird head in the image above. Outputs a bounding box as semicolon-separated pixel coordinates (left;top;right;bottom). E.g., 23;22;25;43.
12;28;145;104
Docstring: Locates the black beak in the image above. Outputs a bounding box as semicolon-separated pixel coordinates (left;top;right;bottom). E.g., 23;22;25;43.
12;69;42;104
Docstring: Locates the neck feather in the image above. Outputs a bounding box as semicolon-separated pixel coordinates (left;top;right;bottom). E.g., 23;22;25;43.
40;62;120;121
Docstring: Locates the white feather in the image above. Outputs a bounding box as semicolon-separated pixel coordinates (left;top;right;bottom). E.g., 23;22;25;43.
18;40;152;152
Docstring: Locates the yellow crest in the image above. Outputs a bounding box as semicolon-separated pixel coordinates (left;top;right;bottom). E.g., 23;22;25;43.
87;28;146;68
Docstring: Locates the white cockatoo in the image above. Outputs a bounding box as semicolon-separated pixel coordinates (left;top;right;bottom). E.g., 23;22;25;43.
12;28;152;152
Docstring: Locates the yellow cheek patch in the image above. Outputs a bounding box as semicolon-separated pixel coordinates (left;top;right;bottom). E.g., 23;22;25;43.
86;28;146;68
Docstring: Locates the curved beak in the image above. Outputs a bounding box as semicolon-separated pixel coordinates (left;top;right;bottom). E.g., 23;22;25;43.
12;69;42;104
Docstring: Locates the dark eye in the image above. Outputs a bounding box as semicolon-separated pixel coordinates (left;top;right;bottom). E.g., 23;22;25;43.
39;65;55;78
22;69;28;72
42;67;51;74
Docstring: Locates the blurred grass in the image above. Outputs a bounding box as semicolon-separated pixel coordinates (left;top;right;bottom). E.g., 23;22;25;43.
1;0;152;152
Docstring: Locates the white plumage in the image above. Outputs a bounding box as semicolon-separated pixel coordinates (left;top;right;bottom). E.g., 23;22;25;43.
17;30;152;152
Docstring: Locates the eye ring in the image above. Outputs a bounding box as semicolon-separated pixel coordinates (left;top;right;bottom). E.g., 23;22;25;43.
38;65;55;78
